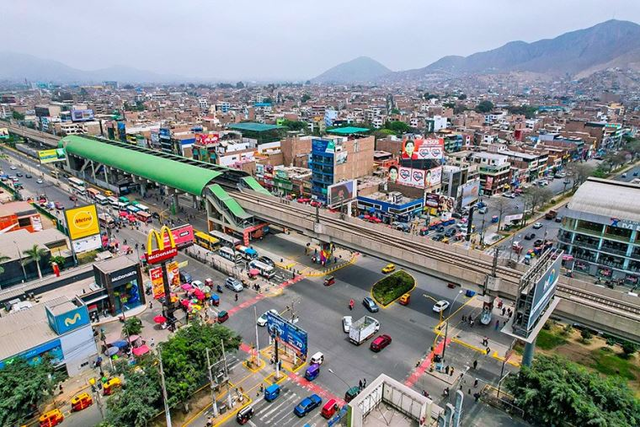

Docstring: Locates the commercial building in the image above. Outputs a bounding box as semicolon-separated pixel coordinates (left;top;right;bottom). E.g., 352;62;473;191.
309;134;374;202
470;152;511;196
0;201;43;233
558;178;640;286
356;192;423;224
0;296;98;376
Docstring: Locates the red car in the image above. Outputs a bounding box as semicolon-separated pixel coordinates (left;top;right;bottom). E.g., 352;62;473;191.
297;197;311;204
310;200;322;208
69;195;78;201
54;201;64;210
370;334;392;352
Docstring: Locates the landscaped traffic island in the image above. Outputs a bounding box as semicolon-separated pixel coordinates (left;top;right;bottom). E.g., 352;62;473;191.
372;270;415;306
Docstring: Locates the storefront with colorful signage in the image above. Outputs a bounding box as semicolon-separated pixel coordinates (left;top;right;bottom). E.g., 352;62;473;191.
90;257;145;317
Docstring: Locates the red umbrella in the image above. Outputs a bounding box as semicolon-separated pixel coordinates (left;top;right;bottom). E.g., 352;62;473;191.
132;345;150;356
193;289;205;300
153;315;167;324
249;268;260;276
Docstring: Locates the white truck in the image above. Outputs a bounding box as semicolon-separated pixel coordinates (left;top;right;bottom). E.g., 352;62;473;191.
349;316;380;345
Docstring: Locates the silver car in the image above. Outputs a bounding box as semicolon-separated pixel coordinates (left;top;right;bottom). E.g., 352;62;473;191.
342;316;352;333
225;277;244;292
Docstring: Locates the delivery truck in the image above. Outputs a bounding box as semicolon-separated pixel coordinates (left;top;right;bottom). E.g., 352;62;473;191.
349;316;380;345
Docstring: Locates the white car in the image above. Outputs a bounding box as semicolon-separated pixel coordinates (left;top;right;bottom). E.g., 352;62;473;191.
433;300;450;313
9;166;16;170
342;315;353;333
36;178;43;184
533;222;543;229
257;309;279;327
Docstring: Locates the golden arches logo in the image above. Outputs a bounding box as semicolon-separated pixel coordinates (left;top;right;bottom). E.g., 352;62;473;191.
147;226;176;256
64;312;82;326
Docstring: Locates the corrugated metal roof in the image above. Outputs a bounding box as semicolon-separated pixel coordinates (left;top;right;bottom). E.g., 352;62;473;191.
228;123;283;132
568;178;640;223
0;296;68;361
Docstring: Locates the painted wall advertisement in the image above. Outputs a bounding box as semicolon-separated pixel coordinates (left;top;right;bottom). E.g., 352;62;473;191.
390;165;442;189
402;137;444;160
38;148;67;164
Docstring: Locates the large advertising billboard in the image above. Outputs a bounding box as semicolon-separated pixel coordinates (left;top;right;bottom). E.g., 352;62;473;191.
64;204;100;241
195;133;219;146
71;109;94;122
266;311;308;359
459;180;480;207
527;254;562;330
38;148;66;164
167;225;194;249
391;166;441;189
71;234;102;253
402;137;444;160
328;179;356;206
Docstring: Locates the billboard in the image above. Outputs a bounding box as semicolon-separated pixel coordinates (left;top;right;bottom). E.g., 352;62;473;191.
71;109;94;122
402;137;444;160
527;254;562;330
38;148;66;164
46;304;90;335
146;226;178;265
150;266;165;299
328;180;357;206
459;180;480;207
195;133;219;146
393;166;441;189
0;128;8;139
335;151;348;165
71;234;102;253
266;311;308;358
65;204;100;241
167;225;194;249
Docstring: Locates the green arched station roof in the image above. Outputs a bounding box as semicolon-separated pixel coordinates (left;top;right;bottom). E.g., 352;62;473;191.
62;135;222;196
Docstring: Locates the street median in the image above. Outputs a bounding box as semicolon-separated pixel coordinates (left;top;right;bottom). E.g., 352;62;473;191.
372;270;415;307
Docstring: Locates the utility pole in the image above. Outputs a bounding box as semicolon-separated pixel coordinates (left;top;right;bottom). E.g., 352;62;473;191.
254;306;261;366
206;348;219;417
158;351;172;427
221;338;232;408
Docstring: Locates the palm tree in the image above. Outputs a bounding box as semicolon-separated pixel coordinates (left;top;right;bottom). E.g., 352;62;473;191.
0;255;9;275
22;245;48;279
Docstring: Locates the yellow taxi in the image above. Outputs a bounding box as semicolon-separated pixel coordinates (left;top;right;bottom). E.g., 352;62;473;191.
381;264;396;274
71;392;93;411
103;377;122;396
104;190;114;197
39;409;64;427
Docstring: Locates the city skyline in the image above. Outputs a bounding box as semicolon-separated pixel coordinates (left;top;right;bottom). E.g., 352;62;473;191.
4;0;640;81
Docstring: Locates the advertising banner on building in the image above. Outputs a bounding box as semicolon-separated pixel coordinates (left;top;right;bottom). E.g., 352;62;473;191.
459;180;480;207
71;234;102;253
394;166;442;189
0;128;8;139
71;109;94;122
398;167;413;186
150;267;165;299
195;133;219;145
426;166;442;187
65;204;100;241
402;137;444;160
167;225;194;249
38;148;66;164
335;151;348;165
328;179;357;206
167;261;180;286
527;255;562;330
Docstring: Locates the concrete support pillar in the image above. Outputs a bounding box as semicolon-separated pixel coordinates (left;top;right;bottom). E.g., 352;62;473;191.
173;193;180;214
139;179;146;198
192;195;198;210
522;338;536;367
91;161;96;181
103;166;109;186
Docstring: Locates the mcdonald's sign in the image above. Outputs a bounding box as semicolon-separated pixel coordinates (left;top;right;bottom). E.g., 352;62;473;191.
146;226;178;265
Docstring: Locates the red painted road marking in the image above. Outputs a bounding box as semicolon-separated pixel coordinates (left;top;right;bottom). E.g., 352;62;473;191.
288;371;345;406
404;338;451;387
227;275;304;317
239;342;253;353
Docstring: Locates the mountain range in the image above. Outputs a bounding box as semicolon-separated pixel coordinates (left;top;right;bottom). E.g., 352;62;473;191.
0;52;186;84
314;19;640;84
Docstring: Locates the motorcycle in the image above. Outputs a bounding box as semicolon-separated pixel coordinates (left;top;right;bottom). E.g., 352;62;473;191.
217;285;223;294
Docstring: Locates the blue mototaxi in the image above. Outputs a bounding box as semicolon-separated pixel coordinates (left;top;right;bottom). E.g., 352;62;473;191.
305;363;320;381
210;294;220;307
264;384;281;402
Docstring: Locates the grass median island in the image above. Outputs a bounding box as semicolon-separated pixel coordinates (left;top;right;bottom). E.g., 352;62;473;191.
372;270;415;306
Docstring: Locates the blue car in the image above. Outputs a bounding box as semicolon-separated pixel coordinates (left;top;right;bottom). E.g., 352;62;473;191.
363;297;379;313
294;394;322;417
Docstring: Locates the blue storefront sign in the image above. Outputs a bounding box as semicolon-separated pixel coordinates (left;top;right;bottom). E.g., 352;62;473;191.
46;305;90;335
266;312;308;359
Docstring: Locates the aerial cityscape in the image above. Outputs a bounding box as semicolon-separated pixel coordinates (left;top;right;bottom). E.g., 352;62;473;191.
1;2;640;427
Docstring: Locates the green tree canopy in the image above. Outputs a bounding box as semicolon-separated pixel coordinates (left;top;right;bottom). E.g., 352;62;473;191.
383;120;411;135
0;357;63;426
301;94;311;103
282;119;308;132
122;317;143;337
22;244;48;279
475;100;494;113
506;105;538;119
506;355;640;426
457;93;467;100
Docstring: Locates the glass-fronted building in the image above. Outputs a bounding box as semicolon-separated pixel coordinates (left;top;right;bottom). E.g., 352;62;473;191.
557;178;639;287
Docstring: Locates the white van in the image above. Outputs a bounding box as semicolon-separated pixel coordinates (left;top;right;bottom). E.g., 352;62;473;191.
10;301;33;313
310;352;324;365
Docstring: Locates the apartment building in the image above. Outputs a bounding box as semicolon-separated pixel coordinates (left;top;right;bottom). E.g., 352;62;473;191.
470;152;511;195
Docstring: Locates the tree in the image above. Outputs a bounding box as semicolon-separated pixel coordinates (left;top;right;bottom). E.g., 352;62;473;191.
565;162;595;191
580;328;593;343
281;119;308;132
161;321;241;411
104;359;162;427
49;255;66;271
122;317;143;337
235;81;245;89
621;341;638;359
301;94;311;103
493;197;511;233
22;244;48;279
475;100;494;113
0;255;9;276
0;357;63;426
457;93;467;100
521;186;553;216
506;355;640;426
12;110;25;121
383;120;411;135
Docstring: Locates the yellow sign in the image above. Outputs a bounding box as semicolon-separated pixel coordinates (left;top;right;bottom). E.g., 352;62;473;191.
64;205;100;240
38;148;66;164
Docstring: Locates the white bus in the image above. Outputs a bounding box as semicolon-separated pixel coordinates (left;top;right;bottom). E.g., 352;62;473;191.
249;260;275;279
68;177;86;195
107;196;119;206
135;203;150;213
219;246;242;263
126;205;140;214
95;194;109;205
209;229;242;248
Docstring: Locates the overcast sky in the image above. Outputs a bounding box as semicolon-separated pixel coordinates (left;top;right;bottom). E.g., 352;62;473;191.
5;0;640;81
